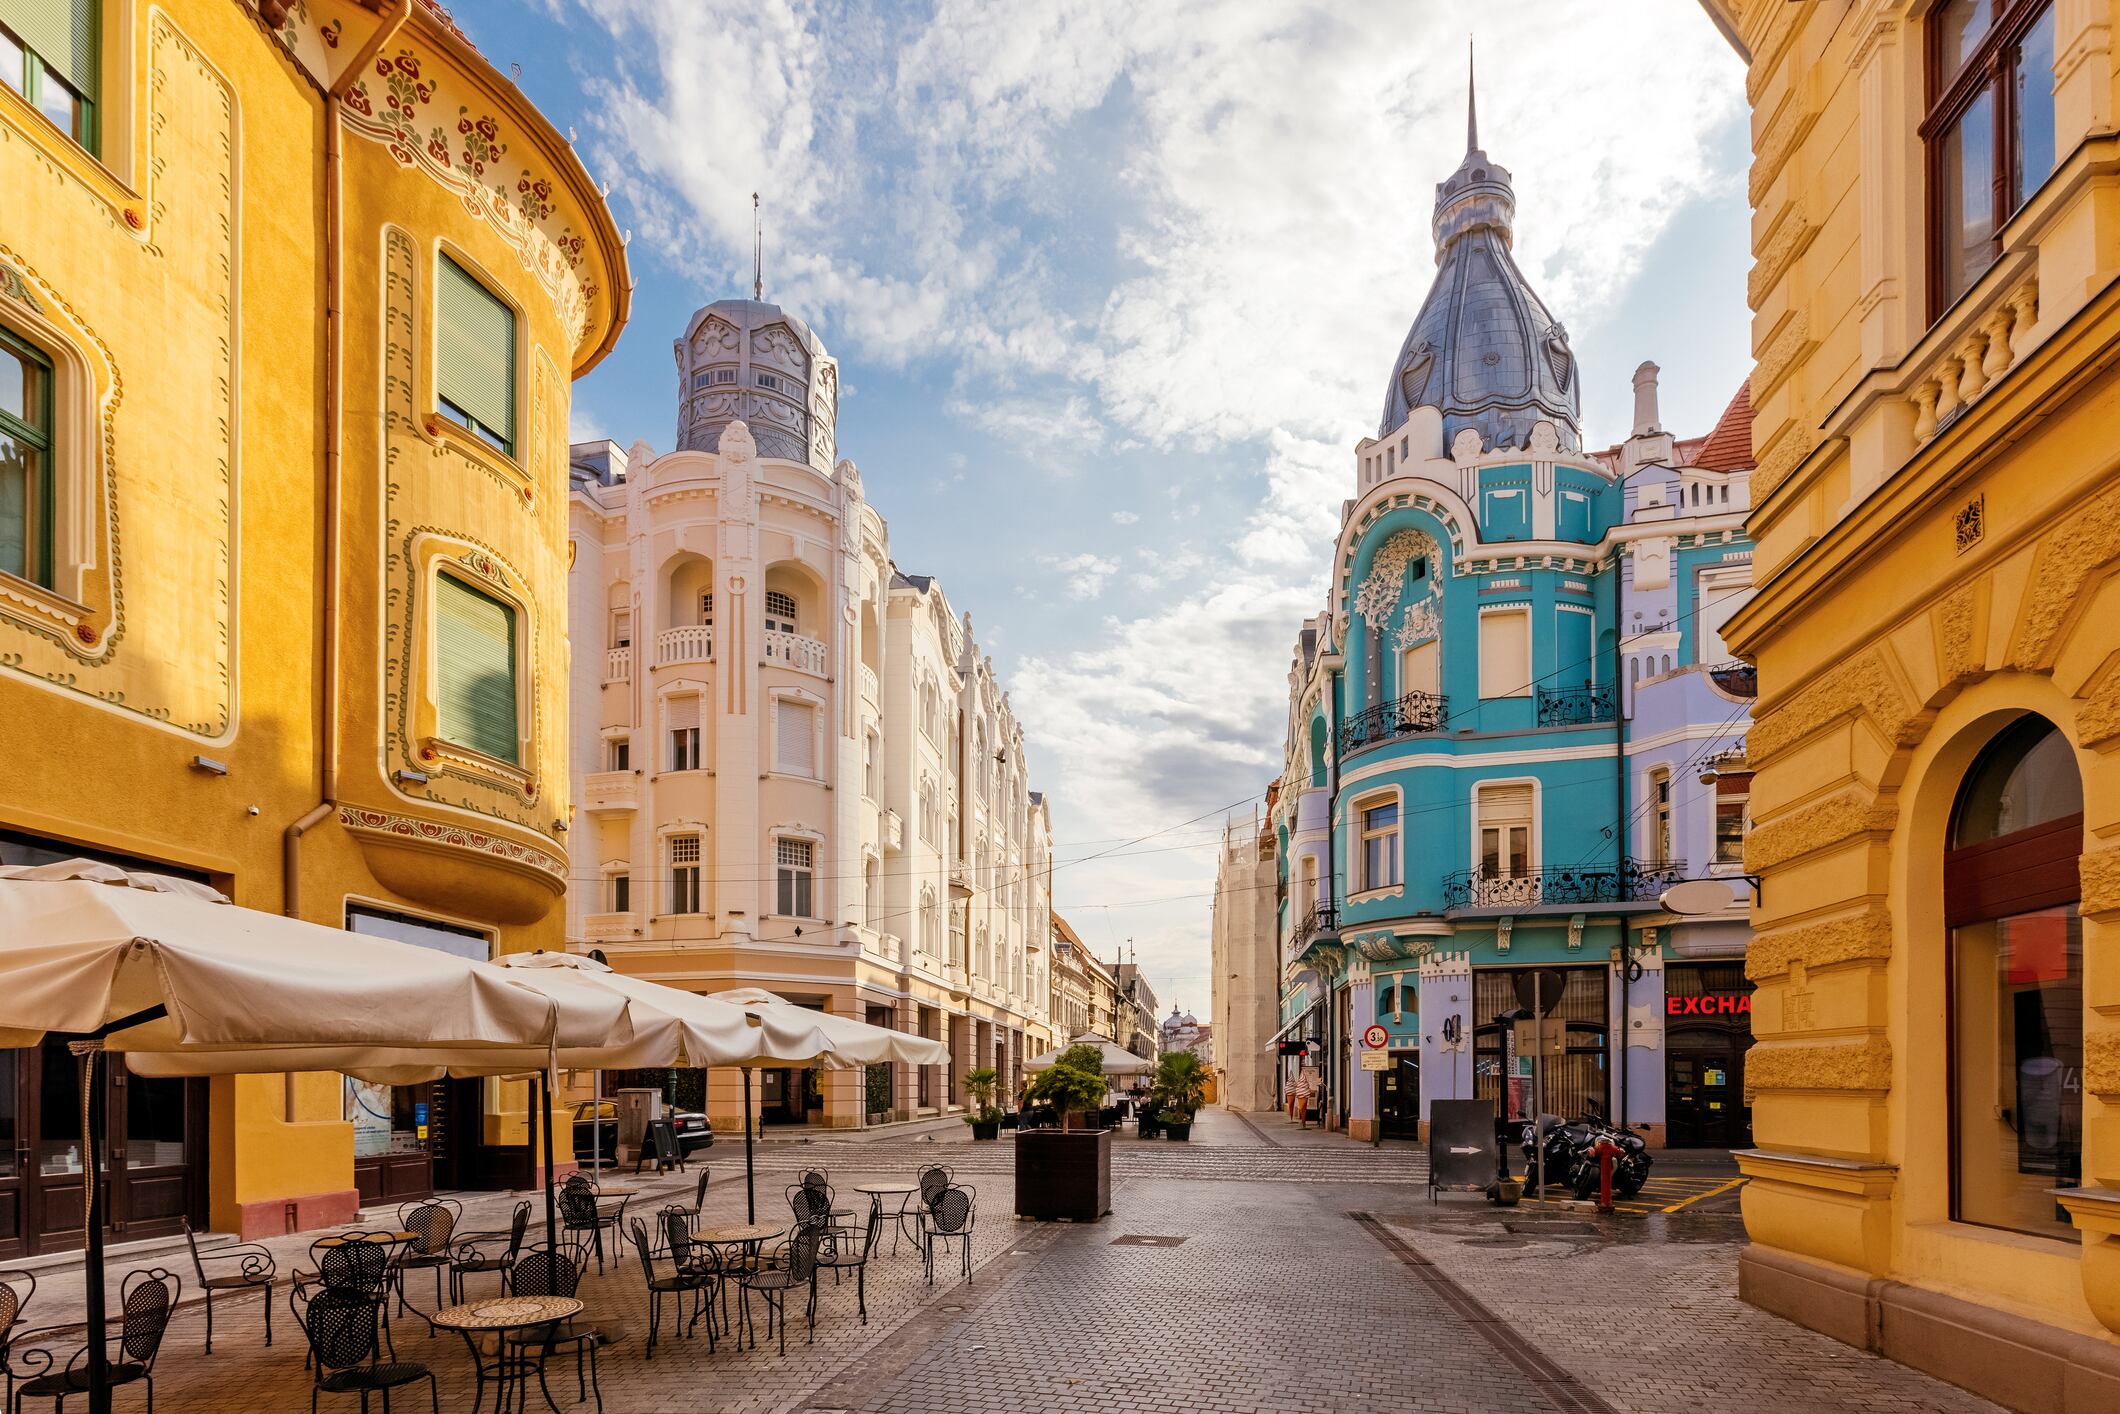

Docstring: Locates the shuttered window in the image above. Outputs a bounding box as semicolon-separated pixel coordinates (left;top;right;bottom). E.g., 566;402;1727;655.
435;255;516;455
1478;784;1534;878
774;698;814;776
1478;608;1531;699
2;0;98;149
668;694;701;771
435;574;518;764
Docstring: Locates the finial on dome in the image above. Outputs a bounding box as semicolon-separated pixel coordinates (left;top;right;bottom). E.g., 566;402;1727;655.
1467;37;1478;154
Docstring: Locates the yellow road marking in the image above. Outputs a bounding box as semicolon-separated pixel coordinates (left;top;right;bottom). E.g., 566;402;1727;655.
1662;1176;1745;1213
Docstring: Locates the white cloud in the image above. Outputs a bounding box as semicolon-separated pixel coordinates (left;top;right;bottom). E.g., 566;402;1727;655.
1041;553;1121;600
1110;510;1138;525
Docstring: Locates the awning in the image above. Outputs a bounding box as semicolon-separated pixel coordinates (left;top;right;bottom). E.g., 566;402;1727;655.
1265;1005;1319;1051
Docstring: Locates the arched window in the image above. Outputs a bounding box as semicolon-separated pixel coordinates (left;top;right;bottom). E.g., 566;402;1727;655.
1376;983;1396;1020
1947;715;2083;1239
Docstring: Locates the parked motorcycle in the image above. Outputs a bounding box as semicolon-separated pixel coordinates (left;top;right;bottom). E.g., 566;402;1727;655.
1518;1108;1653;1200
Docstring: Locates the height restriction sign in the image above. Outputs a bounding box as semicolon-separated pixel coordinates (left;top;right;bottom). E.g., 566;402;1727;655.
1362;1024;1389;1050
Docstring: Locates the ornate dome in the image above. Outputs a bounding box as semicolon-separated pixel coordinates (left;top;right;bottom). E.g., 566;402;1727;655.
673;298;839;472
1377;76;1581;453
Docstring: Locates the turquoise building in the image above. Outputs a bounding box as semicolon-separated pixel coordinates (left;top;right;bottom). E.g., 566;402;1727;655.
1272;101;1760;1149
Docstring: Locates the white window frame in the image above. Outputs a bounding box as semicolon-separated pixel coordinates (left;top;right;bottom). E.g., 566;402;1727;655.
666;833;704;916
774;834;818;919
1350;789;1403;895
768;689;823;779
1473;778;1539;880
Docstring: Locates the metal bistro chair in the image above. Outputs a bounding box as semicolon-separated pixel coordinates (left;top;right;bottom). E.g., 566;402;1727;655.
392;1198;462;1322
900;1164;954;1249
181;1216;276;1354
799;1170;853;1225
665;1166;713;1226
810;1200;881;1325
0;1270;35;1413
449;1199;531;1305
291;1234;399;1369
9;1268;179;1414
627;1214;715;1359
301;1288;438;1414
505;1244;601;1413
556;1182;623;1274
739;1226;821;1356
785;1181;839;1234
923;1185;977;1287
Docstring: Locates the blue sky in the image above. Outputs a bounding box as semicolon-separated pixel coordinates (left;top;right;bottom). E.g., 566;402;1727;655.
462;0;1752;1012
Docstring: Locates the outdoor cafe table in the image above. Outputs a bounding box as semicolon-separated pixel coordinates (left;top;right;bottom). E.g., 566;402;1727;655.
313;1229;418;1247
430;1294;584;1414
851;1182;921;1254
692;1223;784;1327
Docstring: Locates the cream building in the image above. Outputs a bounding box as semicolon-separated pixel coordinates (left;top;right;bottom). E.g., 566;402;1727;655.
1212;811;1281;1111
566;296;1054;1130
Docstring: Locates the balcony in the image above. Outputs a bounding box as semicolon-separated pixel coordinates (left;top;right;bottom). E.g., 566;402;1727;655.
581;911;643;942
605;647;632;683
1442;859;1688;912
1535;684;1616;727
858;662;880;705
882;809;904;851
655;625;714;668
581;770;637;814
1290;903;1337;952
765;630;829;676
1337;691;1448;757
1707;662;1757;699
948;862;973;899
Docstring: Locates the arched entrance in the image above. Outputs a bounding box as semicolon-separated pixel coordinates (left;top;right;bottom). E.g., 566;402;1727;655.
1945;715;2083;1239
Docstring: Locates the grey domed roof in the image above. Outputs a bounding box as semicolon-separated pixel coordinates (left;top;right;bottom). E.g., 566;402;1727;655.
1377;89;1581;453
674;298;839;472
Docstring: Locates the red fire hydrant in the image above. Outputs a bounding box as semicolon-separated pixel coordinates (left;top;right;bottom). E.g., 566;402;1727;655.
1593;1136;1623;1214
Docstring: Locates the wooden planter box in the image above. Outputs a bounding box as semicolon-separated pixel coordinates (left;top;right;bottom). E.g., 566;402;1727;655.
970;1119;1000;1141
1014;1127;1111;1221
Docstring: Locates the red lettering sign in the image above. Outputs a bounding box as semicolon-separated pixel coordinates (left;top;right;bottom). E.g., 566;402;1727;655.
1665;993;1753;1017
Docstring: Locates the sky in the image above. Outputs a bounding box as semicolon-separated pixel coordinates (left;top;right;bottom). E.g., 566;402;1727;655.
459;0;1753;1018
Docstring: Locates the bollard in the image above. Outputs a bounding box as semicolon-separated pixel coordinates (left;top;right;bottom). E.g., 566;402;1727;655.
1594;1137;1622;1214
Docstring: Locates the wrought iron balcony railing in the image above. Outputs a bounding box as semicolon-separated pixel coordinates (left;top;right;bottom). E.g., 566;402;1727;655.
1290;903;1338;952
1441;859;1688;911
1337;691;1448;756
1708;662;1757;698
1535;684;1617;726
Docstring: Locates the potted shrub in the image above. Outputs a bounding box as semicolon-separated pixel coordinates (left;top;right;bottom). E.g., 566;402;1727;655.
1015;1044;1113;1221
963;1066;1003;1141
1154;1051;1208;1141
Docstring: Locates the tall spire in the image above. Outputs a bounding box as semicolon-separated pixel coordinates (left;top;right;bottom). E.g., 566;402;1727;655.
751;191;763;302
1466;37;1478;153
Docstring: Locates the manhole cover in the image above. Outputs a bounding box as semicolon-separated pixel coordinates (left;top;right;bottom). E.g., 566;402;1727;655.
1110;1234;1187;1247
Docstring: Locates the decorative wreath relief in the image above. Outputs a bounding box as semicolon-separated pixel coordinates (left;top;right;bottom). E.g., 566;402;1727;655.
1354;529;1444;629
1395;597;1440;650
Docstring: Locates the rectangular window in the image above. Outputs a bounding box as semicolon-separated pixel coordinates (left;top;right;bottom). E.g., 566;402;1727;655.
1478;609;1531;699
1478;783;1534;878
434;574;518;764
668;695;701;771
1358;798;1401;892
610;873;630;914
1926;0;2057;312
776;837;814;918
1714;777;1750;866
774;697;815;776
0;328;53;587
1650;770;1673;865
609;610;631;649
699;592;714;628
608;739;630;772
435;254;517;455
668;836;701;915
1;2;97;151
765;589;798;633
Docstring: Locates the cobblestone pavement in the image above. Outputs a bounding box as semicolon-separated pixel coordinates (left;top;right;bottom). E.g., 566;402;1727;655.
10;1110;2001;1414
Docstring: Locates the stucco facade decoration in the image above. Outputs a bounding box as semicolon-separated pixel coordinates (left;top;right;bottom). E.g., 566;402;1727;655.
0;0;626;1247
1260;95;1757;1147
566;296;1054;1131
1696;2;2120;1404
1212;812;1281;1111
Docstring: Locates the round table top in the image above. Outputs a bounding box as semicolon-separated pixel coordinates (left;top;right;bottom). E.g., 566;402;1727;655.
314;1230;417;1246
852;1182;919;1196
592;1186;639;1198
430;1296;583;1332
694;1223;782;1244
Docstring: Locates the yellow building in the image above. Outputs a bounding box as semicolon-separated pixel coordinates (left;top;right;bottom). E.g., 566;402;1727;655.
0;0;625;1249
1701;0;2120;1403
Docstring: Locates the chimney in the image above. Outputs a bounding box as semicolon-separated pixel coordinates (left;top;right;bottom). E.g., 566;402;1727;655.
1631;361;1662;437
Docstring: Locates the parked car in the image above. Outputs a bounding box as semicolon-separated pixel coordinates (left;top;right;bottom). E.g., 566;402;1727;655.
571;1100;619;1166
670;1110;714;1154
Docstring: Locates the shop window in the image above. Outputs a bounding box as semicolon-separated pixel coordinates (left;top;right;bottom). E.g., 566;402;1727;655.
0;326;52;587
1478;608;1530;699
435;254;517;455
668;695;701;771
774;697;816;776
1355;794;1401;892
434;573;518;764
1946;715;2083;1239
776;837;814;918
667;835;702;915
1;1;97;151
1478;783;1534;879
1926;0;2057;313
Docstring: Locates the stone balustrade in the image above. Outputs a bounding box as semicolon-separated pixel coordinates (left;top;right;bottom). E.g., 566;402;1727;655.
1912;277;2039;442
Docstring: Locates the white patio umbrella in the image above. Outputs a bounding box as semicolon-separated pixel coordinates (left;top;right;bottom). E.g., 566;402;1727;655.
0;860;634;1414
708;987;950;1219
1025;1032;1155;1077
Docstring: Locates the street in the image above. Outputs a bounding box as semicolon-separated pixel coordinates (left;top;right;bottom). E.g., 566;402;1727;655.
24;1108;1997;1414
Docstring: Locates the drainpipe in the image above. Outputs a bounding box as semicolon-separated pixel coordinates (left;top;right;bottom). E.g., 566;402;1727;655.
284;0;414;918
1610;538;1630;1129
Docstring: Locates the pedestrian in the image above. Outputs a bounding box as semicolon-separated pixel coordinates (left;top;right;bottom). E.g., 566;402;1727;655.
1293;1065;1316;1129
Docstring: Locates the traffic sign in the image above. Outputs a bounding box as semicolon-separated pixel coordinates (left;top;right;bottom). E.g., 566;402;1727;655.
1360;1048;1392;1071
1362;1024;1389;1049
